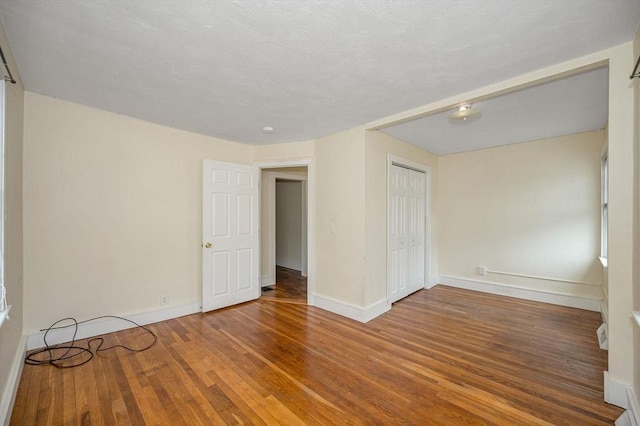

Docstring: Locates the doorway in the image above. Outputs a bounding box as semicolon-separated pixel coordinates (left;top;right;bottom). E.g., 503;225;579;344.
275;179;306;274
259;166;309;304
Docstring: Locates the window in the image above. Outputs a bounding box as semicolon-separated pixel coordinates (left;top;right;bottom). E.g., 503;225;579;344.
601;151;608;259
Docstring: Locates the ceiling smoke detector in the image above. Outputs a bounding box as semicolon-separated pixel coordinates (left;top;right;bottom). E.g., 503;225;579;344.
449;104;482;123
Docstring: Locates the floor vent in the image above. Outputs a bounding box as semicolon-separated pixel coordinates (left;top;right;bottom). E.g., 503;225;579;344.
597;323;608;350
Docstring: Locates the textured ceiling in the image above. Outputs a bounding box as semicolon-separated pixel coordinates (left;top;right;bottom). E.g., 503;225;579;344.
0;1;638;150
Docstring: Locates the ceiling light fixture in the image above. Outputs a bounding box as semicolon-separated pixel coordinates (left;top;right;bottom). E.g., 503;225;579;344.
262;126;274;134
448;104;482;123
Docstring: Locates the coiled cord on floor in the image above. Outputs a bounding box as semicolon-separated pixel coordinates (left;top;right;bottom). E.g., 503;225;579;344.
24;315;157;368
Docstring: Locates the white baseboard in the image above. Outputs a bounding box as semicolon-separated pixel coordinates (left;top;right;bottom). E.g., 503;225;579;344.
616;411;636;426
615;386;640;426
627;386;640;426
26;302;201;351
261;274;275;287
276;259;301;271
312;295;390;323
605;371;629;409
616;386;640;426
425;276;438;289
438;276;601;312
1;335;26;426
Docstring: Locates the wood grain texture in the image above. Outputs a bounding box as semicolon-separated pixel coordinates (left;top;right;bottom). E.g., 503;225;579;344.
260;266;307;305
11;286;622;425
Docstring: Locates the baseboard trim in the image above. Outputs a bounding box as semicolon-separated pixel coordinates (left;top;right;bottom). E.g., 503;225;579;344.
438;275;601;312
425;276;438;289
616;411;637;426
275;259;301;271
615;386;640;426
313;295;390;323
26;302;201;351
605;371;629;409
1;335;26;426
628;386;640;426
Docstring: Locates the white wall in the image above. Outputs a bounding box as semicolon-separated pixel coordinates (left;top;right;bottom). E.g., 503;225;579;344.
607;42;636;405
23;92;253;332
253;141;314;163
0;21;24;424
438;131;604;301
314;127;366;306
276;180;302;270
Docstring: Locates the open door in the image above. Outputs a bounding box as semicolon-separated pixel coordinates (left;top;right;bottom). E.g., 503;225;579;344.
202;159;260;312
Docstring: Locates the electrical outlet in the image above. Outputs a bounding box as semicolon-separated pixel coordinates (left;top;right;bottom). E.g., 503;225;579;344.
477;266;487;276
160;294;169;306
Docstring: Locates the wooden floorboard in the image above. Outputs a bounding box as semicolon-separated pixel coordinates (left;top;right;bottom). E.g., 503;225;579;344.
260;266;307;304
11;286;622;425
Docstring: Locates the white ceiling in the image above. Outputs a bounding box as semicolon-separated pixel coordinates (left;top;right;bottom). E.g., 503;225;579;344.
382;66;610;155
0;1;638;151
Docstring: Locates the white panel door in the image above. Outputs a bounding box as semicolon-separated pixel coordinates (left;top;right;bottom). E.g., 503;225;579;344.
388;165;408;303
388;165;426;303
203;160;259;312
407;169;425;294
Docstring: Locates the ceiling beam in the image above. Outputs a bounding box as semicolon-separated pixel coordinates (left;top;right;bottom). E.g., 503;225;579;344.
364;47;614;131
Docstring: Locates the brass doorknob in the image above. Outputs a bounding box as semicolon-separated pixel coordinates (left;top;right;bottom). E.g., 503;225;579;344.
203;242;212;249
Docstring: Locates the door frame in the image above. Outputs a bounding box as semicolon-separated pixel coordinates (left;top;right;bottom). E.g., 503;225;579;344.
256;159;314;306
386;154;433;303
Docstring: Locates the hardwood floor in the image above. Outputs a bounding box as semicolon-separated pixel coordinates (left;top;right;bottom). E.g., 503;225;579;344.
11;286;622;425
260;266;307;304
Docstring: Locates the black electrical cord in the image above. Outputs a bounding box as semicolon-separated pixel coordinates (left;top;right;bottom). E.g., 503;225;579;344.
24;315;157;368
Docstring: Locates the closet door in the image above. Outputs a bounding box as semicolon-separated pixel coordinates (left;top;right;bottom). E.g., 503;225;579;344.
388;165;408;303
407;170;425;293
388;165;426;304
